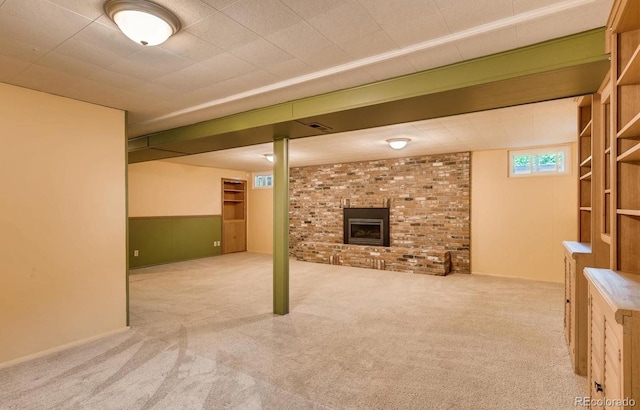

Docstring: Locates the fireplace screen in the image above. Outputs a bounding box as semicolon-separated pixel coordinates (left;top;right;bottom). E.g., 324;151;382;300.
343;207;390;247
349;219;384;246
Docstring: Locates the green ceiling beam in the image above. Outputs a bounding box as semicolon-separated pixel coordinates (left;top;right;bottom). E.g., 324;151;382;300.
130;28;607;153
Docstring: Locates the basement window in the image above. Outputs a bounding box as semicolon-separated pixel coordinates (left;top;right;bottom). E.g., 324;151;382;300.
253;173;273;189
509;145;571;177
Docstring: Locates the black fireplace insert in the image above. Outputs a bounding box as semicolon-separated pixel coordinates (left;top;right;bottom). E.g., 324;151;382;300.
343;207;390;247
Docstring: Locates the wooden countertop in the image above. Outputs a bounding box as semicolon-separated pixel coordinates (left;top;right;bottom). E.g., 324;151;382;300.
584;268;640;324
563;241;592;255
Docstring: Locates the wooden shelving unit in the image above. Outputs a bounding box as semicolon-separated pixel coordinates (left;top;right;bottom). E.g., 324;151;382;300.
221;178;247;254
602;78;613;243
583;1;640;405
578;96;595;244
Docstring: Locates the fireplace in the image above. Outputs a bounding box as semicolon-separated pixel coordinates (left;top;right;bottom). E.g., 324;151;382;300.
343;208;390;247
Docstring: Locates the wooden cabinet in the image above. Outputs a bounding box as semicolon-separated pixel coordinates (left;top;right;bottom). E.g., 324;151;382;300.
222;178;246;254
564;242;593;375
585;268;640;409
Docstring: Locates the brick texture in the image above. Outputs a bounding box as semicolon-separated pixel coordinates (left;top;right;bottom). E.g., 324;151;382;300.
290;152;470;274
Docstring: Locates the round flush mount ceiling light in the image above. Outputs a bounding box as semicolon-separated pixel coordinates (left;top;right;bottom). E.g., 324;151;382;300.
386;138;411;150
263;154;274;163
104;0;181;46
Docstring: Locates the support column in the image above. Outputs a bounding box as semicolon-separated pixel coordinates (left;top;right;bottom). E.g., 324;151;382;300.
273;137;289;315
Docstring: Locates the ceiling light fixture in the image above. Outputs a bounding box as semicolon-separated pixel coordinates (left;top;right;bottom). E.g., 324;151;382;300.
104;0;181;46
263;154;274;163
386;138;411;150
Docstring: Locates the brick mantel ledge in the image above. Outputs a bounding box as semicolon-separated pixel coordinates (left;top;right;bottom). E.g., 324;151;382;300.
293;242;451;276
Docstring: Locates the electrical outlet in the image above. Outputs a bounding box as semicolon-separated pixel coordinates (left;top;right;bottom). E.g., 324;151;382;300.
134;250;139;257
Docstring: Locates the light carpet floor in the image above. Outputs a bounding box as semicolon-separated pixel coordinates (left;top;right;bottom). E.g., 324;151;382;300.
0;252;586;409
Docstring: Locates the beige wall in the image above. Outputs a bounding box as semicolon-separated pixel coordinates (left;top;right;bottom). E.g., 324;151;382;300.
128;161;247;217
129;161;273;253
471;147;577;283
248;173;273;254
0;83;127;364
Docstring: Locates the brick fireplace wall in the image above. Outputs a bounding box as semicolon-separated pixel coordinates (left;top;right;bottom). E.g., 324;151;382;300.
289;152;470;274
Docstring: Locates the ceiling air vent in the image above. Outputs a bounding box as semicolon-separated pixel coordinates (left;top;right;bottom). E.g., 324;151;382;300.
306;122;332;133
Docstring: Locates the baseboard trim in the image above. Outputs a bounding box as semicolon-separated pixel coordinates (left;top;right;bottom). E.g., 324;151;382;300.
0;326;130;370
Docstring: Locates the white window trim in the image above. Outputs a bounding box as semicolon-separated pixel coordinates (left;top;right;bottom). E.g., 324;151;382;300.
253;172;273;189
508;145;572;178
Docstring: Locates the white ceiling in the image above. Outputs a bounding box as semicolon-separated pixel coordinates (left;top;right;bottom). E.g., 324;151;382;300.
0;0;612;139
164;97;579;171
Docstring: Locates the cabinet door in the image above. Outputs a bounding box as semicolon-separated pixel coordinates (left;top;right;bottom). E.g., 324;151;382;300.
223;220;246;254
603;317;623;407
565;256;572;345
590;293;605;407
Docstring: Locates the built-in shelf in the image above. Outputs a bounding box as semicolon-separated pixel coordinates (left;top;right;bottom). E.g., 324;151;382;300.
580;156;592;167
605;147;611;154
618;112;640;139
601;233;611;244
617;43;640;86
617;143;640;162
605;189;612;194
580;171;592;180
224;189;244;193
580;120;593;137
617;209;640;217
223;199;244;203
580;207;592;211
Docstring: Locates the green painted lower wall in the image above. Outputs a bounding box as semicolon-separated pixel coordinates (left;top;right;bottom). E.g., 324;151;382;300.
129;215;222;269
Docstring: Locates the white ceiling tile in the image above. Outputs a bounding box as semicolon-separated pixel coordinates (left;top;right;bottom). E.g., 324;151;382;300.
438;0;513;33
364;57;416;81
86;69;144;90
359;0;440;27
328;68;375;89
308;1;380;44
0;54;29;80
337;30;397;59
38;52;103;78
46;0;104;19
127;48;192;73
263;58;314;79
71;21;141;59
187;11;259;51
0;36;48;62
149;0;217;28
152;64;223;92
222;0;301;36
230;38;293;67
266;21;332;58
516;5;590;47
455;28;518;60
297;45;351;70
512;0;566;14
0;0;92;50
380;11;450;48
279;0;344;19
198;52;258;82
584;0;614;29
405;44;462;72
55;37;126;68
159;31;224;62
105;56;178;81
200;0;239;11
